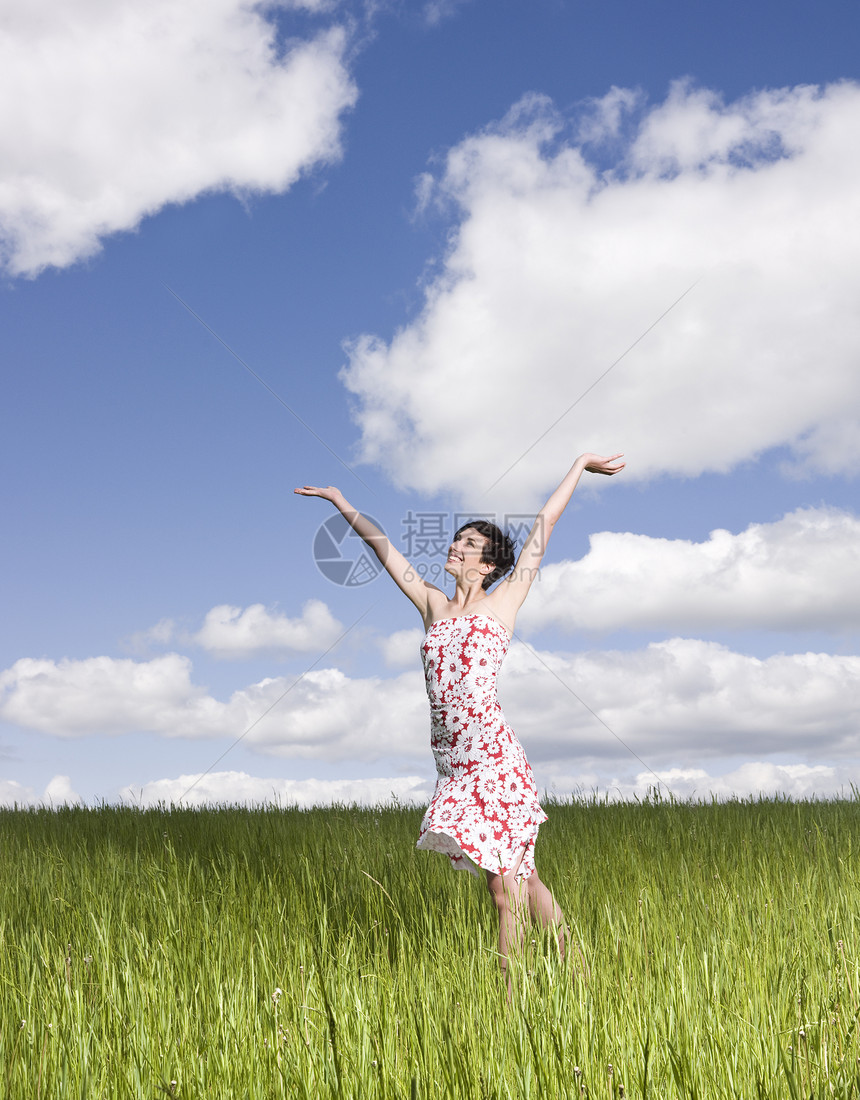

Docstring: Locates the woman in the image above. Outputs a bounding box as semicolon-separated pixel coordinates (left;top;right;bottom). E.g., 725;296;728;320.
295;451;624;984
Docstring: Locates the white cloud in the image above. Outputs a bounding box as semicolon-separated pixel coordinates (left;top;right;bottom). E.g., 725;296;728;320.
43;774;82;805
341;82;860;504
0;650;428;756
283;1;340;10
236;665;427;759
0;778;35;807
500;638;860;764
536;761;860;802
2;638;857;772
422;0;474;27
0;0;357;276
576;86;640;144
120;769;432;807
118;761;860;806
519;506;860;634
194;599;344;657
0;654;225;737
124;618;177;655
378;627;425;667
0;774;82;807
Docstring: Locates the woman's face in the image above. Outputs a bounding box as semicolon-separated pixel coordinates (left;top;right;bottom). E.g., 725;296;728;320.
445;527;492;584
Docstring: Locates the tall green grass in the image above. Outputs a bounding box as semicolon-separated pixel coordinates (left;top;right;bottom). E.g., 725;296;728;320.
2;796;859;1098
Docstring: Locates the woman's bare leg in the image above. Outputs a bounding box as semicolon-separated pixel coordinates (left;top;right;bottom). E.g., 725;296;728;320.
525;876;591;978
486;852;573;991
525;873;566;958
485;873;526;992
486;848;528;991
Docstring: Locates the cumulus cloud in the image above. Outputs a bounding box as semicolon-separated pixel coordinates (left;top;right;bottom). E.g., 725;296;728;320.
2;638;857;773
236;665;427;759
0;0;357;276
119;762;860;806
0;778;35;807
0;650;428;756
0;654;225;738
0;774;82;807
536;761;860;802
120;770;432;807
194;599;344;657
519;506;860;634
342;81;860;503
378;627;426;667
43;774;82;805
500;638;860;764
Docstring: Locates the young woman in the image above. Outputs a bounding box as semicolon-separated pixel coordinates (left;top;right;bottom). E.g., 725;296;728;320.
295;451;624;985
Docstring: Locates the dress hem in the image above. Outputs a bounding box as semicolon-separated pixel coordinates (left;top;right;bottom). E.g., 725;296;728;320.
416;823;542;879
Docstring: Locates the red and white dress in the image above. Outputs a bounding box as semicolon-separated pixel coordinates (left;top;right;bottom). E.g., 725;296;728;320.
416;613;547;879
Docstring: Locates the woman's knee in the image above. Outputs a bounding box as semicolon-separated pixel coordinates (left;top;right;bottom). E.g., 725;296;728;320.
486;871;523;912
486;873;507;907
523;871;542;898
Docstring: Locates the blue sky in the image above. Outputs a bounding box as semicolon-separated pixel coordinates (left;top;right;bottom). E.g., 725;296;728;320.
1;0;858;807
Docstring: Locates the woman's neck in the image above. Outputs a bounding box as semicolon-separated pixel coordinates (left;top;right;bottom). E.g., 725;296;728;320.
450;579;487;610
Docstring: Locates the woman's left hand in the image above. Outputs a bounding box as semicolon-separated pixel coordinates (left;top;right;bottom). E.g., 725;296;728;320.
582;453;625;475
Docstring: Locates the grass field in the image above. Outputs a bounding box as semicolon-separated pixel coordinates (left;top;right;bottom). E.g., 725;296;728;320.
2;795;860;1098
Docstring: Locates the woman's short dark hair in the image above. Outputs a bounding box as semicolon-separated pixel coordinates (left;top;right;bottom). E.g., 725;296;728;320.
454;520;517;591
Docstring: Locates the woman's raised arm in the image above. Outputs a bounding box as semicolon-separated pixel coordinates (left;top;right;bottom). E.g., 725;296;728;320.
294;486;439;618
490;453;624;621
